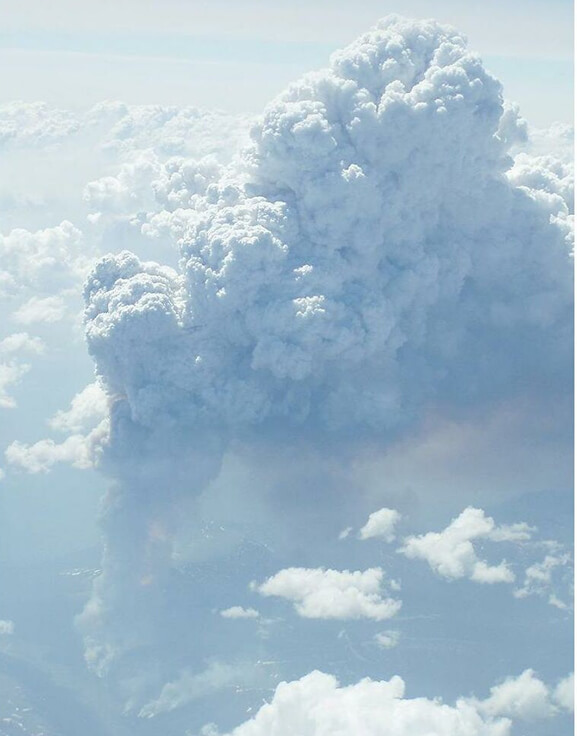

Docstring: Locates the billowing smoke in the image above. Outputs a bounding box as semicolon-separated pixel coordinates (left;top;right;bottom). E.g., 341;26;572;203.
79;15;572;712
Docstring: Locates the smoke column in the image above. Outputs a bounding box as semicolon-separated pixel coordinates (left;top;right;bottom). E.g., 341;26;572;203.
79;15;573;711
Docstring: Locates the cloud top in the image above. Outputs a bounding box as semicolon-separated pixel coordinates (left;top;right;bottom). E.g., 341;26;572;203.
84;15;572;441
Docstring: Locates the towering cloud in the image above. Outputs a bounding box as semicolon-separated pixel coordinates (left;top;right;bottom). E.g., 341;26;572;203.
79;15;573;710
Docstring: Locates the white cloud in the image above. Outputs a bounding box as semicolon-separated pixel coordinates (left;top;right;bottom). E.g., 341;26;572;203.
0;361;30;408
0;332;45;408
375;629;400;649
398;508;531;584
0;620;14;635
252;567;401;621
83;16;573;437
513;550;572;608
553;673;574;712
359;507;401;542
0;221;90;295
473;669;556;721
5;381;109;473
5;434;96;473
13;295;67;324
220;606;260;620
49;382;108;434
0;101;80;149
0;332;45;356
221;670;512;736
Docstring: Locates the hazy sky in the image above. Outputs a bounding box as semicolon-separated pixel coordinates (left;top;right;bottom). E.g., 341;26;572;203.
0;7;573;736
0;0;573;124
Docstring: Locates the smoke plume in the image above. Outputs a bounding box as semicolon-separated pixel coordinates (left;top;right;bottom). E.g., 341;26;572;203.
79;15;573;712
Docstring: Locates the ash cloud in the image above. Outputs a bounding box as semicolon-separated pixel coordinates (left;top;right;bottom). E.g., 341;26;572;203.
78;15;573;711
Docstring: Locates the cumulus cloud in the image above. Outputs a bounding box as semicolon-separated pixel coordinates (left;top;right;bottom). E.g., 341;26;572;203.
206;667;574;736
472;669;557;721
5;434;96;473
75;13;573;704
507;153;573;212
553;673;574;712
220;606;260;620
48;382;108;434
84;16;572;437
398;508;533;584
252;567;401;621
5;382;108;472
0;221;90;296
220;670;512;736
358;507;401;542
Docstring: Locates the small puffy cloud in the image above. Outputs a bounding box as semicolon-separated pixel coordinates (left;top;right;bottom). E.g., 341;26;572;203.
375;629;400;649
469;561;515;585
222;670;512;736
0;332;45;356
0;332;45;408
83;16;573;444
5;434;96;473
553;673;574;712
49;382;108;434
399;508;532;584
359;507;401;542
473;669;556;721
252;567;401;621
13;295;67;324
0;361;30;408
0;221;90;296
514;550;572;608
220;607;260;620
0;620;14;635
5;382;109;473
